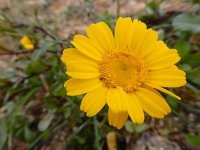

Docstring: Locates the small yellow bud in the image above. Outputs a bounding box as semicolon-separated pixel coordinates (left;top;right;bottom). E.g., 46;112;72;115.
107;132;117;150
20;36;34;50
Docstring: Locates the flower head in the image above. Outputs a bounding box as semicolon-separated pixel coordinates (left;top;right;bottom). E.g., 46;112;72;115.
20;36;34;50
61;17;186;129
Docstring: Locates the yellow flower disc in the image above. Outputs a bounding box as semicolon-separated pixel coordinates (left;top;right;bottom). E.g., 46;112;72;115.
99;50;148;93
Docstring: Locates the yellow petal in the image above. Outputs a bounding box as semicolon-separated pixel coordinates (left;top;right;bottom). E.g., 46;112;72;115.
147;65;186;87
61;48;100;79
136;28;158;54
64;78;103;96
71;35;104;61
80;85;108;117
67;59;100;79
61;48;96;65
107;87;127;112
145;83;181;100
25;44;34;50
147;49;181;70
131;20;147;51
142;41;168;57
86;22;115;50
135;88;171;118
108;109;128;129
126;94;144;124
114;17;133;49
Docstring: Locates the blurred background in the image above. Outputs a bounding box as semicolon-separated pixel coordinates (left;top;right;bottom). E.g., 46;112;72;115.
0;0;200;149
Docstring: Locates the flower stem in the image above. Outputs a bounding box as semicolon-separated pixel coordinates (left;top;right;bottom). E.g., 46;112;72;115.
93;117;101;150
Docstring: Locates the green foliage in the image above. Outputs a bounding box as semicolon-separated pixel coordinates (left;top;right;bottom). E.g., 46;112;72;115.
125;121;148;133
172;13;200;33
175;38;191;59
185;133;200;146
0;120;7;150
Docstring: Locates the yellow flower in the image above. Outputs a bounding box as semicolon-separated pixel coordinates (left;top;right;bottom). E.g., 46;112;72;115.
61;17;186;129
20;36;34;50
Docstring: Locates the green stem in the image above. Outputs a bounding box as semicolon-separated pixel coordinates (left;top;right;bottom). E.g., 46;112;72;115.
93;117;101;150
8;132;12;150
179;101;200;114
186;83;200;96
65;120;89;146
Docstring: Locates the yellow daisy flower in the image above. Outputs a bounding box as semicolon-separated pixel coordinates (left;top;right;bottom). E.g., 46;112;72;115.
20;36;34;50
61;17;186;129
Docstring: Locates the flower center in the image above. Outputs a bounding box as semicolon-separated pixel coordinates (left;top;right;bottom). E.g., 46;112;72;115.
99;50;148;93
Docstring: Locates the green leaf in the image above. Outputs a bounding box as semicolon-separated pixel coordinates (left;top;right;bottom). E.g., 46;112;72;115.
166;95;179;110
0;119;7;149
135;124;148;133
183;53;200;67
0;78;11;89
172;13;200;33
38;110;55;131
24;126;34;142
73;136;86;145
53;87;66;96
175;39;191;59
0;25;16;33
125;121;135;133
186;83;200;97
179;64;192;72
187;67;200;84
45;98;59;109
147;1;158;11
25;58;46;75
15;88;39;111
52;84;66;96
185;133;200;146
125;121;148;133
32;41;53;59
64;108;71;119
4;102;15;115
